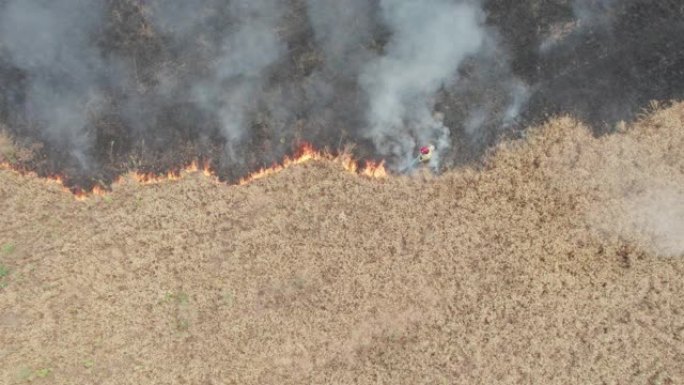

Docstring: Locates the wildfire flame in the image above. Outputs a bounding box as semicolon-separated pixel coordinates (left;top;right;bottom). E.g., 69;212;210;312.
237;143;386;185
133;159;215;185
0;162;102;201
0;143;388;200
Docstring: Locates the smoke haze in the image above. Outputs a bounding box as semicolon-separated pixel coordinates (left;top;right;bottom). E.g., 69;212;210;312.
0;0;682;188
360;0;485;170
0;0;110;168
629;188;684;257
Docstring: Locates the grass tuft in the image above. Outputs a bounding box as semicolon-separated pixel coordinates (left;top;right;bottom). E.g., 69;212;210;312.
1;243;15;255
16;367;52;382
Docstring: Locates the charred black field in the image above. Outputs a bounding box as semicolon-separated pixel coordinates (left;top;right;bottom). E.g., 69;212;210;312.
0;0;683;192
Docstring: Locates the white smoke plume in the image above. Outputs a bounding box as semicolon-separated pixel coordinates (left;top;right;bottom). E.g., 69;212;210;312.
572;0;620;27
503;80;531;127
359;0;486;170
2;0;665;186
195;19;284;162
306;0;375;77
0;0;565;179
625;187;684;257
0;0;110;168
458;27;531;146
538;0;620;54
147;0;286;164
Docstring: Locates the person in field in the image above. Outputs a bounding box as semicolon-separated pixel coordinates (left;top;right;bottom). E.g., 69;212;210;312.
418;145;435;164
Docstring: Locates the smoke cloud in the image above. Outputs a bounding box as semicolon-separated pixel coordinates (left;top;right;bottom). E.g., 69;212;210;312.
628;188;684;257
142;0;287;165
306;0;375;77
0;0;111;168
0;0;681;187
572;0;619;27
360;0;485;170
192;0;285;163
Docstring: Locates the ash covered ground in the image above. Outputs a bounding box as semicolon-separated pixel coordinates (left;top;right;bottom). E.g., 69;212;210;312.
0;0;683;190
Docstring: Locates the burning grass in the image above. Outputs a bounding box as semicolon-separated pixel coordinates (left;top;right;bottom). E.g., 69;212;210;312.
0;141;388;200
236;143;387;185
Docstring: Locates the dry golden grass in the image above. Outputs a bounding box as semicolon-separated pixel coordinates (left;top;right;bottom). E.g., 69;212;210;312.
0;128;16;163
0;128;37;165
0;103;683;384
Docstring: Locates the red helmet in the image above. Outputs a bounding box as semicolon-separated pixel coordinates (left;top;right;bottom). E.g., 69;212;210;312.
420;146;431;155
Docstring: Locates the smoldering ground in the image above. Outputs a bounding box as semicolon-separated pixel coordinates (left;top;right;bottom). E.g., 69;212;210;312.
0;0;683;190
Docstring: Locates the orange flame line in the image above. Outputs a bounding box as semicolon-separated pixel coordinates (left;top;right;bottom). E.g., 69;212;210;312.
0;144;388;200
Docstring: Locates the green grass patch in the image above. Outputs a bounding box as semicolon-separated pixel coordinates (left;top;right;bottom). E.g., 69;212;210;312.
0;263;9;288
159;291;192;332
1;243;15;255
176;291;189;305
35;368;52;378
159;291;190;305
222;289;235;307
16;367;52;382
17;367;32;381
176;318;190;331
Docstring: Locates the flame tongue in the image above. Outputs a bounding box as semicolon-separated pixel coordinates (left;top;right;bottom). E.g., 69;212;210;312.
1;143;387;200
238;143;322;185
238;143;387;185
133;160;214;185
361;160;387;178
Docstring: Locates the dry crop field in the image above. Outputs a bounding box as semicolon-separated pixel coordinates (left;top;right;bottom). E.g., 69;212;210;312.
1;103;683;384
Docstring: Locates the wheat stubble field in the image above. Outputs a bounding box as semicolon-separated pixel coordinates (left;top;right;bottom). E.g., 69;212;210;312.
1;104;683;384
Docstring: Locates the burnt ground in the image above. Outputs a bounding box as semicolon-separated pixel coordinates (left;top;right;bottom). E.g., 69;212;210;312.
0;103;682;384
1;0;684;191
